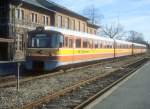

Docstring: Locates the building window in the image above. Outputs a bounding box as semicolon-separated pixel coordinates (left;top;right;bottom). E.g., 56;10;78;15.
20;10;24;20
76;21;80;31
15;9;24;20
71;19;75;30
64;17;69;29
46;17;49;25
83;23;85;32
78;21;80;31
43;16;49;25
31;13;37;23
57;15;62;28
15;9;20;19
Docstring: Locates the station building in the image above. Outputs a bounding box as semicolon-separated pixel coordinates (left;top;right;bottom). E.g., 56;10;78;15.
0;0;100;61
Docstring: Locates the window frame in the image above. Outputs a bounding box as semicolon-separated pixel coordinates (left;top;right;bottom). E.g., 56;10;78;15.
57;15;62;28
43;15;49;25
64;17;69;29
15;9;24;20
31;12;38;23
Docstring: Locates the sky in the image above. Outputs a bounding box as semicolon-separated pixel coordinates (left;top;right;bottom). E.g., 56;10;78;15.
50;0;150;42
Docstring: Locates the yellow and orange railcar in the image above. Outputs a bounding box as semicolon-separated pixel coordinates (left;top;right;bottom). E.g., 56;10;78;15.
25;26;147;71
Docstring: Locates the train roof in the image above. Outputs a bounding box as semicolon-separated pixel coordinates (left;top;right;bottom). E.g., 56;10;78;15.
132;43;146;47
45;26;113;41
44;26;146;47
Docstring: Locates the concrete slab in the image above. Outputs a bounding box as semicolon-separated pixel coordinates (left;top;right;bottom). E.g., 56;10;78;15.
85;62;150;109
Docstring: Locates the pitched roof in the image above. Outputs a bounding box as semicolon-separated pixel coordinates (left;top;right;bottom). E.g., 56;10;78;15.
22;0;89;20
87;22;100;29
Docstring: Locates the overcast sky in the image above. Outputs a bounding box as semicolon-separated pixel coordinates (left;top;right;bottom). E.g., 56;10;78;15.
50;0;150;42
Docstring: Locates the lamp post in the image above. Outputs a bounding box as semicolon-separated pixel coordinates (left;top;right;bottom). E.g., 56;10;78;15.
113;38;116;59
12;0;22;92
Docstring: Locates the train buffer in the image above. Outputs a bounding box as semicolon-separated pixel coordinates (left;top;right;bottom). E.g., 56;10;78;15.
85;62;150;109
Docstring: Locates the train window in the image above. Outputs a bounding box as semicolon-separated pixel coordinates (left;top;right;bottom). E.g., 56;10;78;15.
59;35;64;48
109;43;111;48
101;41;104;48
115;44;118;48
31;34;48;48
65;37;68;47
123;44;125;49
109;43;112;48
89;40;93;48
99;41;102;48
118;44;120;48
83;39;88;48
68;39;73;48
125;44;127;49
120;44;121;48
122;44;124;49
117;44;119;48
104;42;107;48
30;33;64;48
94;41;98;48
105;42;108;48
76;38;81;48
106;42;109;48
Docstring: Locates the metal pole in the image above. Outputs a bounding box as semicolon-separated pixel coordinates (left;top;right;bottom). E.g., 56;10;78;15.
17;62;20;92
113;38;116;61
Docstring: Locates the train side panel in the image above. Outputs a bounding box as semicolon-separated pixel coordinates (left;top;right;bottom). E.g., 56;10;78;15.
115;48;132;57
25;27;147;72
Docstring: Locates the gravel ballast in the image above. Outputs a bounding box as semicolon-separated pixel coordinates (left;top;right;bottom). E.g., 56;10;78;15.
0;56;144;109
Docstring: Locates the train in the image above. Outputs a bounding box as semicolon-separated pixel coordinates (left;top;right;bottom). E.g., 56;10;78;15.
25;26;147;72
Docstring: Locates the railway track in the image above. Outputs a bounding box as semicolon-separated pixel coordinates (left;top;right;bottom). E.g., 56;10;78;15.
18;57;148;109
0;55;144;88
0;75;16;85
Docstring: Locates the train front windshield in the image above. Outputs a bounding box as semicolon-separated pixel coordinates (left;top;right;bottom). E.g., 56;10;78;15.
29;32;64;48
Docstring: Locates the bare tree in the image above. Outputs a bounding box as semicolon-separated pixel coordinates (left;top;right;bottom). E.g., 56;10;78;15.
82;5;104;25
102;22;125;39
126;30;146;44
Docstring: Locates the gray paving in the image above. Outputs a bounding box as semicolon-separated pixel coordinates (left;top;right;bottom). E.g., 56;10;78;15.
86;62;150;109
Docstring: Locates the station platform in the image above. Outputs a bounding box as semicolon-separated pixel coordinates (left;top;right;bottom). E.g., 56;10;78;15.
85;62;150;109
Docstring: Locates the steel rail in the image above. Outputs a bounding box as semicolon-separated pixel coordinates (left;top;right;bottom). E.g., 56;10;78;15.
0;55;141;88
17;57;147;109
73;58;147;109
